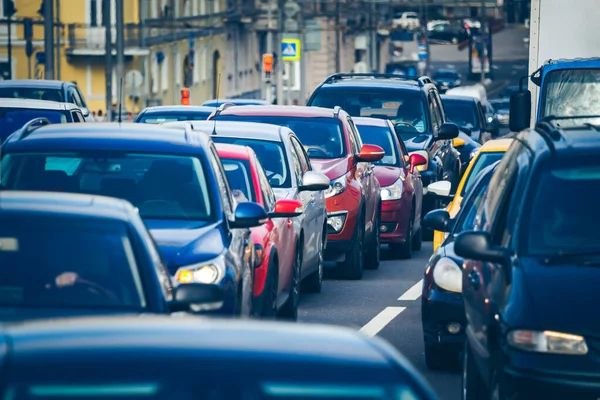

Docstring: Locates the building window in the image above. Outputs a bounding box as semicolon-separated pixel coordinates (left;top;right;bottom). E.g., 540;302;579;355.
184;0;191;16
161;53;169;92
184;54;193;87
151;0;158;18
200;0;206;15
214;0;220;13
151;57;159;94
201;46;207;81
192;0;199;15
175;48;182;86
193;47;200;84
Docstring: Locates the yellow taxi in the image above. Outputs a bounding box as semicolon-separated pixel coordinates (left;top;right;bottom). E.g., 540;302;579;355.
432;138;513;250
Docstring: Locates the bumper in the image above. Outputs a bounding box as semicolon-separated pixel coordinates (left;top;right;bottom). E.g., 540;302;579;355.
503;367;600;399
174;274;238;316
324;191;361;261
380;198;410;244
422;286;466;351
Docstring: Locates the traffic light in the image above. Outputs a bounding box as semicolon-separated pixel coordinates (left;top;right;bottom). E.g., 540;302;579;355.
3;0;16;17
262;53;274;81
181;88;190;106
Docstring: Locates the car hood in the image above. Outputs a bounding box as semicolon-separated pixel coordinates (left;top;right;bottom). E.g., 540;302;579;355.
511;258;600;337
145;219;224;272
0;308;139;323
373;166;401;187
309;157;350;180
403;134;431;152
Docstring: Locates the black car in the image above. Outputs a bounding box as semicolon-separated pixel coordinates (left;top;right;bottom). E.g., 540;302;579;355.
0;191;221;322
306;73;461;238
427;22;469;44
421;161;498;369
0;315;441;400
135;105;217;124
432;69;462;93
455;122;600;399
0;99;84;143
441;95;498;143
453;131;481;175
0;79;94;121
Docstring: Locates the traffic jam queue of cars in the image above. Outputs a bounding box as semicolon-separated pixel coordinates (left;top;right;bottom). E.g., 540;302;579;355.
1;71;599;399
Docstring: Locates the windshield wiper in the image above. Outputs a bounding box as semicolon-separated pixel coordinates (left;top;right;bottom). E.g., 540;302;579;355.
543;250;600;265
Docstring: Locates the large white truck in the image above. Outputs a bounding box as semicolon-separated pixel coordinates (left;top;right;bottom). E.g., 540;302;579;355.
510;0;600;131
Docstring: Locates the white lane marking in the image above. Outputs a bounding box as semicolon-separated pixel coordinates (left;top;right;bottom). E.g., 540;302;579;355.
398;279;423;301
359;307;406;337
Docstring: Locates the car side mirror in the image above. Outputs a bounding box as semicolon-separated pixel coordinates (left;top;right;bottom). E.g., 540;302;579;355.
171;283;224;312
509;90;531;132
453;137;466;147
423;209;453;232
427;180;452;198
408;153;427;174
454;231;513;266
357;144;385;162
299;171;330;192
268;199;303;218
81;108;90;117
437;122;459;140
459;126;472;136
230;202;268;229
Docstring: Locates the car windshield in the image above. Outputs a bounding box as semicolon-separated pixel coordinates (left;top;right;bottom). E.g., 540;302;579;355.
215;116;346;159
0;87;64;102
211;137;290;188
490;100;509;111
0;216;145;310
453;169;493;233
1;153;212;220
310;90;427;134
461;151;505;196
355;124;399;166
523;160;600;257
0;108;68;143
434;71;458;79
137;113;211;124
442;101;477;129
221;158;255;203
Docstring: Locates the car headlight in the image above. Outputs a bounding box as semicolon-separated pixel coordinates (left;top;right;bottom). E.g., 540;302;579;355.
381;178;403;201
508;330;588;355
432;257;462;293
324;174;347;198
409;150;428;172
327;211;347;234
487;116;494;123
175;254;226;285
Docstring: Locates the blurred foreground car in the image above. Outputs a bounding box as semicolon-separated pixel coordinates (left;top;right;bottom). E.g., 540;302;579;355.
353;117;426;259
165;120;330;292
216;143;304;320
0;123;266;317
0;315;440;400
0;191;222;321
134;105;216;124
421;162;498;369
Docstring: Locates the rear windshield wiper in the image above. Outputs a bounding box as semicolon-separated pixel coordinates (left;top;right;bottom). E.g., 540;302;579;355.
543;251;600;265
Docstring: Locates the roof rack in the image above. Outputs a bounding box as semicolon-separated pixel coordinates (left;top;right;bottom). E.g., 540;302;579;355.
333;106;342;118
215;102;236;115
417;76;434;87
534;120;561;153
13;118;52;141
322;73;418;85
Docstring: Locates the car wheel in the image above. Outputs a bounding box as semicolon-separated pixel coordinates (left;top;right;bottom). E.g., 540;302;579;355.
277;245;301;321
341;214;364;280
462;343;487;400
392;209;413;259
262;259;279;318
364;204;381;270
452;37;459;44
303;234;324;293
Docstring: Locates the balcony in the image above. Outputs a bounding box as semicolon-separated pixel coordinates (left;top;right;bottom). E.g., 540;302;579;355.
66;24;150;57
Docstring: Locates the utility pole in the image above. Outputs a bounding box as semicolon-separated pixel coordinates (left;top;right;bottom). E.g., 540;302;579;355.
103;0;113;121
334;0;340;72
140;0;148;109
275;0;284;105
6;7;13;80
44;0;55;80
116;0;125;115
370;0;377;72
55;0;61;80
480;0;486;84
298;0;306;103
265;0;273;103
171;0;177;105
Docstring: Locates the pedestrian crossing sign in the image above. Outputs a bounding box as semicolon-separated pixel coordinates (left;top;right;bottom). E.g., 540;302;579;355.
281;39;301;61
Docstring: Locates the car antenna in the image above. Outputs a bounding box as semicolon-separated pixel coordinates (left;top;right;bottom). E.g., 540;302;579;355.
212;73;221;136
117;78;124;124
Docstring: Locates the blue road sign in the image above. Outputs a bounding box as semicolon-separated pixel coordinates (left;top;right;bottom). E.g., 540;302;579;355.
281;39;300;61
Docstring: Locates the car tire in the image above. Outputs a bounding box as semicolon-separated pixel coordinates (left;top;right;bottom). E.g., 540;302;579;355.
462;343;487;400
341;214;364;280
364;204;381;270
392;209;413;259
261;259;279;318
277;246;301;321
303;234;324;293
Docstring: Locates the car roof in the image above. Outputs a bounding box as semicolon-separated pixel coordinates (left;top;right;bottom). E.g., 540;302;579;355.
203;99;270;106
215;142;253;160
352;116;390;127
2;122;212;154
140;105;216;113
0;79;69;89
548;126;600;154
165;120;286;142
216;105;339;118
0;191;133;222
0;98;77;110
318;78;422;91
1;316;394;367
441;95;477;103
480;138;513;152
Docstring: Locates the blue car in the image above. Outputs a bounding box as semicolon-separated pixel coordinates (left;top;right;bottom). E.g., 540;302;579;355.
0;191;222;321
134;105;217;124
0;123;267;316
202;99;270;107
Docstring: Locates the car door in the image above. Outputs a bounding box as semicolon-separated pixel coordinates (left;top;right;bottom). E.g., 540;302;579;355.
391;120;421;220
426;91;444;180
71;110;84;123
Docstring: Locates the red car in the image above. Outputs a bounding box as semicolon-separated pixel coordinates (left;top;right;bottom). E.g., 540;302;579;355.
210;105;384;280
216;143;303;320
353;117;427;259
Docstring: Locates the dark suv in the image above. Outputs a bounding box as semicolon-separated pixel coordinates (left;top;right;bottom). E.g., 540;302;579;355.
307;73;461;238
454;121;600;399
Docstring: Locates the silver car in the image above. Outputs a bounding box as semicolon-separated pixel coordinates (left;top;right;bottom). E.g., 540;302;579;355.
163;120;330;294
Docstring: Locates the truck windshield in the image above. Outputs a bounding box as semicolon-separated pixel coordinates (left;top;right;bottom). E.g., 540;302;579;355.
541;69;600;127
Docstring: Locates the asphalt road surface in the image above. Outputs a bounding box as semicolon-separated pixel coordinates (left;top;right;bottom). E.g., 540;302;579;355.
299;243;461;400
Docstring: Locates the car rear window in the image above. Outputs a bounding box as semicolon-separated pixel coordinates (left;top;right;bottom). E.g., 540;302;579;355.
0;87;64;102
0;108;68;143
221;158;255;203
137;113;212;124
355;124;399;167
461;151;505;196
442;100;478;129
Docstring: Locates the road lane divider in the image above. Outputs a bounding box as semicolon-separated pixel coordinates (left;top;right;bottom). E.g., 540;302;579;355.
398;279;423;301
359;307;406;337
